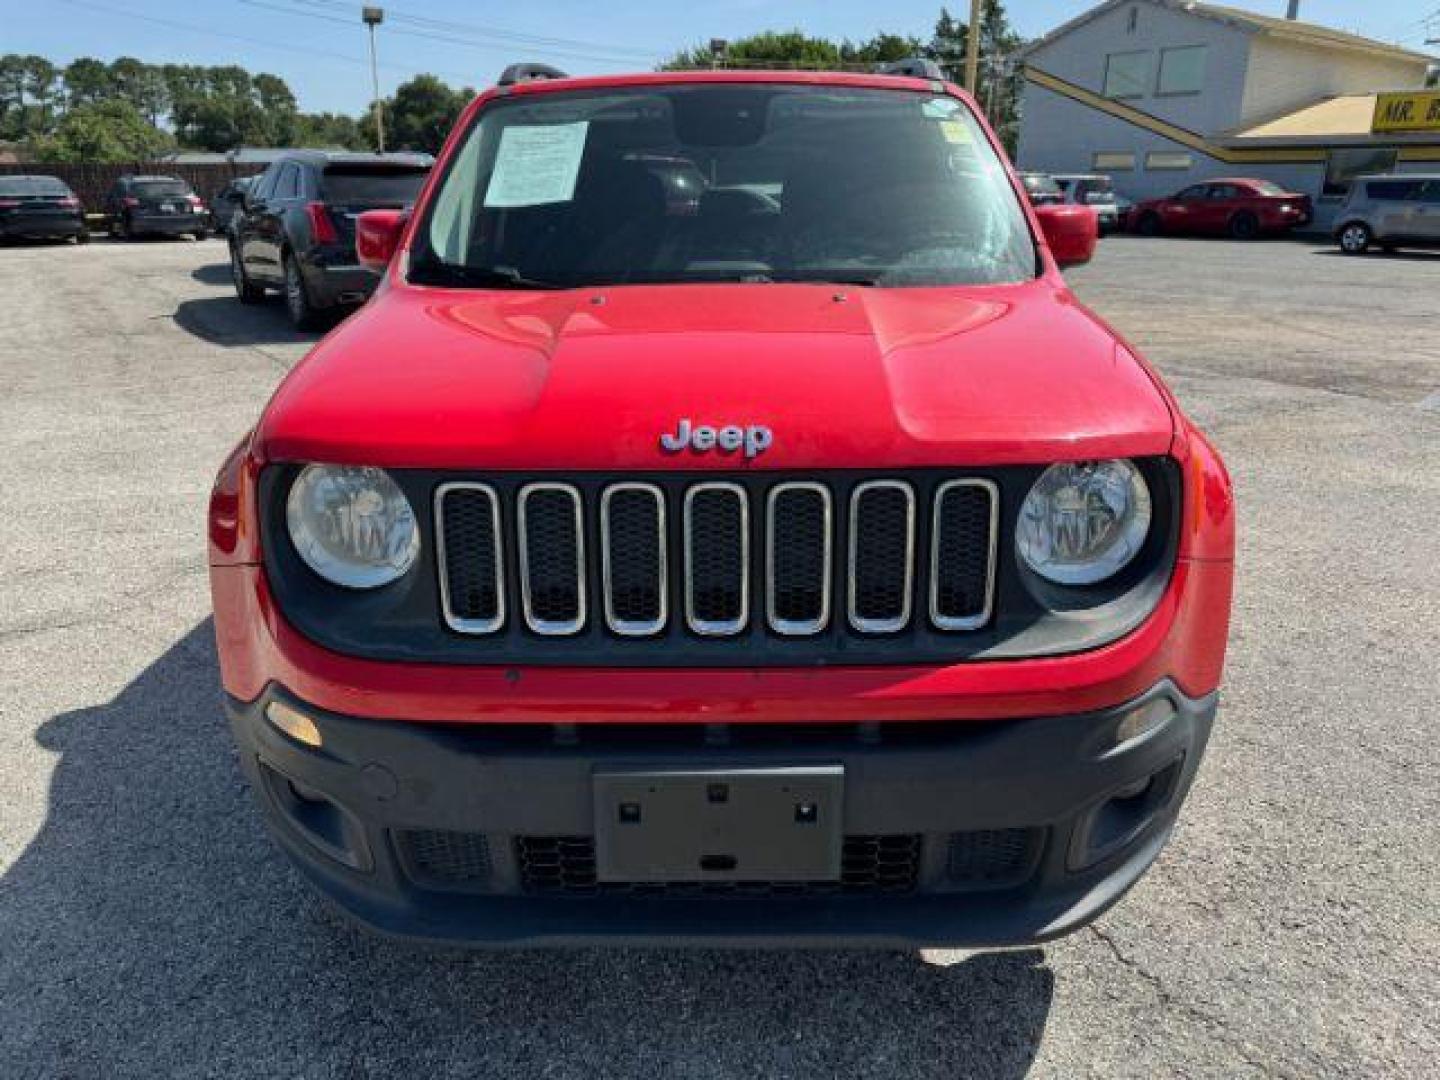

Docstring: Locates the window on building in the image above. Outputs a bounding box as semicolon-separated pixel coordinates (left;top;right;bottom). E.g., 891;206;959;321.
1093;151;1136;171
1323;147;1398;198
1103;51;1150;99
1157;46;1206;95
1146;151;1193;171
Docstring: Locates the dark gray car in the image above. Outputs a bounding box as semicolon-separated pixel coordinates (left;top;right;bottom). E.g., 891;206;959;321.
0;175;87;243
210;176;255;236
1334;173;1440;254
229;151;432;330
105;175;209;240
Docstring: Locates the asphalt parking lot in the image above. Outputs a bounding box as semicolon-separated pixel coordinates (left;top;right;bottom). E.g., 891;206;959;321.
1;234;1436;1078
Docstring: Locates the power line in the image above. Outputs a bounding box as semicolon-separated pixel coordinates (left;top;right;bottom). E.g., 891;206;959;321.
53;0;477;83
278;0;662;63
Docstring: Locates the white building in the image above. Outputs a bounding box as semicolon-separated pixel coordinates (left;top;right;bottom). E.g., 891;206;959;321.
1017;1;1438;231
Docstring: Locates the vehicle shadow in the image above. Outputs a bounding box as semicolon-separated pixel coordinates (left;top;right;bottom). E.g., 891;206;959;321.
172;294;322;347
1311;248;1440;262
0;623;1055;1078
190;261;234;286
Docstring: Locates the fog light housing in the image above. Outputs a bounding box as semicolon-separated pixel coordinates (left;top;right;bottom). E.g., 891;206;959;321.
1113;698;1173;748
265;700;323;748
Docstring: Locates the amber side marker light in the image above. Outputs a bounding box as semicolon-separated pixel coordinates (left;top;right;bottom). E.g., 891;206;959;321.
265;701;324;748
1113;698;1173;749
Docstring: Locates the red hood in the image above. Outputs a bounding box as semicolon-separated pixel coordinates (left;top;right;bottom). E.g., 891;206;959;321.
254;280;1174;470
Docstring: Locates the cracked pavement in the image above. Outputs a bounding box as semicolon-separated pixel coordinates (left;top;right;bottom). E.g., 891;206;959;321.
1;235;1437;1078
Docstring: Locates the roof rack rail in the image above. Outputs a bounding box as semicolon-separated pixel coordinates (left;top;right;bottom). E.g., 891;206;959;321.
497;63;570;87
875;58;946;80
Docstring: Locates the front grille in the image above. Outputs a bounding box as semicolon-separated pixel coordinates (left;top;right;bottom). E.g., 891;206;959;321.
516;834;922;896
946;828;1041;889
435;475;998;645
396;828;492;889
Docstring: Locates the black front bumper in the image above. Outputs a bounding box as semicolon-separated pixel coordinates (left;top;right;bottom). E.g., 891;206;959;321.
228;681;1215;948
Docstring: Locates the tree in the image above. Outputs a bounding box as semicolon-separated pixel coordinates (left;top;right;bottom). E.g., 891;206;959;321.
64;58;113;109
294;111;363;149
30;99;173;162
0;54;59;140
663;31;845;71
109;57;169;126
254;73;298;144
387;74;466;155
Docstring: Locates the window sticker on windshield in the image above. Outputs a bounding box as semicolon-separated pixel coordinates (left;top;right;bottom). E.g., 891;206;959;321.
921;98;959;119
939;120;972;144
483;121;589;208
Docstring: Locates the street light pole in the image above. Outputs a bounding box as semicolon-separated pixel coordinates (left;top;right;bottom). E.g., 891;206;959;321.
965;0;983;98
362;6;385;153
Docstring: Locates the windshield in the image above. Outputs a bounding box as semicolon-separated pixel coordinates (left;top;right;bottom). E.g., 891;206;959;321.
0;176;71;196
321;165;429;205
413;84;1035;289
132;180;190;198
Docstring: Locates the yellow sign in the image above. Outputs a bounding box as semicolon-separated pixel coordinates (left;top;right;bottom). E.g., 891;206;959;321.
1372;91;1440;134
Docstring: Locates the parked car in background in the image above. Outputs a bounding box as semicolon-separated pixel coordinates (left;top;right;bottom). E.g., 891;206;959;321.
1018;171;1066;206
0;175;87;243
105;175;209;240
210;176;255;235
1130;179;1312;240
1333;173;1440;255
1053;174;1124;234
229;150;433;330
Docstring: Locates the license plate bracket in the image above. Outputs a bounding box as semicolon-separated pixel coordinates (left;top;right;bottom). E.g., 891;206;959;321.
594;766;843;883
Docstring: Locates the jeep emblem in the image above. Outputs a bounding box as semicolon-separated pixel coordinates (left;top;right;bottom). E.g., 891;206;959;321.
660;419;772;459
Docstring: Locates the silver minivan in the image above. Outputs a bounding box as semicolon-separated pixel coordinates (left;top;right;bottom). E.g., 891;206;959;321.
1334;173;1440;254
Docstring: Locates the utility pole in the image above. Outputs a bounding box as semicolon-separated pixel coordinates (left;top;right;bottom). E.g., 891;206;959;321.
965;0;983;97
363;6;385;153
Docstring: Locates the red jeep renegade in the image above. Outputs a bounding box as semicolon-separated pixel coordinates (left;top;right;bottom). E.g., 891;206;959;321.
209;63;1234;947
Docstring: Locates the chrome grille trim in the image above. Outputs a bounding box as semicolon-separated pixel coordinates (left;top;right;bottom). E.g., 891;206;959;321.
765;482;833;636
929;479;1000;632
434;482;504;635
847;480;916;634
600;483;668;637
683;482;750;637
517;482;586;636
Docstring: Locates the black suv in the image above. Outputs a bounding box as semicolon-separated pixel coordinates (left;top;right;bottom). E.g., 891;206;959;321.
105;175;209;240
0;175;87;243
229;151;432;329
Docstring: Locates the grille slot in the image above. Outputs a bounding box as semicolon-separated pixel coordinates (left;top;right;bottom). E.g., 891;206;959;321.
848;481;916;633
602;484;667;636
766;483;832;635
684;483;749;636
517;834;921;896
396;828;492;889
436;483;504;633
946;828;1041;889
930;480;999;631
518;483;585;635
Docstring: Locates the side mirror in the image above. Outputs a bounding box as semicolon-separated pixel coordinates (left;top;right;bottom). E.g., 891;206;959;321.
357;208;408;271
1034;203;1098;269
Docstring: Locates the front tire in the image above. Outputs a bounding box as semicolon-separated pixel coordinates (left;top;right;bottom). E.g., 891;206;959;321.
230;243;266;304
1227;212;1259;240
1338;223;1371;255
283;252;324;331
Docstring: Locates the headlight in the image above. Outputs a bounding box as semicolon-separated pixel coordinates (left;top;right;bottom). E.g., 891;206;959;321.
286;465;419;588
1016;460;1151;585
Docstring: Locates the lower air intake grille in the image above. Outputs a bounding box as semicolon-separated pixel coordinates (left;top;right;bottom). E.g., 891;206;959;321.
946;827;1041;889
395;828;492;889
516;834;921;896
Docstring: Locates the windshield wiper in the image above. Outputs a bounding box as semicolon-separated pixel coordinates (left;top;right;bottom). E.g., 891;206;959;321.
413;261;569;290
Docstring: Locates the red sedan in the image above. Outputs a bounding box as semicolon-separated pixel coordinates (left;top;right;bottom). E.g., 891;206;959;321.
1132;178;1312;239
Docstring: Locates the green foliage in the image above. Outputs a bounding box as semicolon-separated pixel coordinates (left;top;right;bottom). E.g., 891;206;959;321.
386;74;468;155
30;99;173;162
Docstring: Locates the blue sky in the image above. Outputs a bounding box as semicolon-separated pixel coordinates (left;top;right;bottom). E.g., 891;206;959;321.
4;0;1436;115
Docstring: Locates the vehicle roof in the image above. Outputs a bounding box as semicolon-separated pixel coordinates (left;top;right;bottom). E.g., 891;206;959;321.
496;68;952;99
0;173;67;181
272;150;434;167
119;174;187;182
